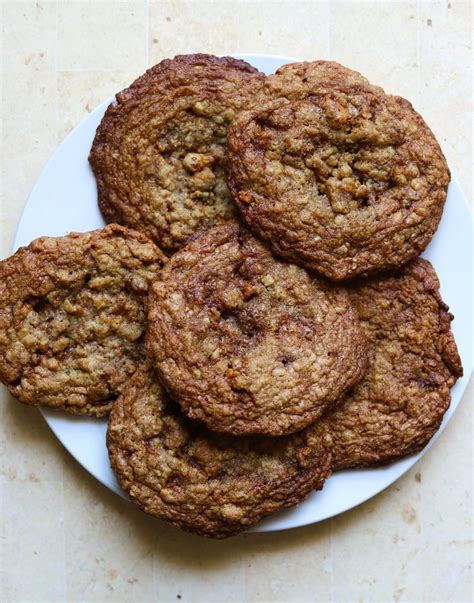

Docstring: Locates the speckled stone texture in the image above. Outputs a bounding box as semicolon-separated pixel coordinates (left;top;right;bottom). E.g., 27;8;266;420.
2;2;472;601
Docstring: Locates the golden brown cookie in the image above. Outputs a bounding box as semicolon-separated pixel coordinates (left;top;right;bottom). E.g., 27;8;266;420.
227;61;450;281
0;225;166;416
90;54;265;253
107;364;332;538
147;222;367;436
315;259;463;469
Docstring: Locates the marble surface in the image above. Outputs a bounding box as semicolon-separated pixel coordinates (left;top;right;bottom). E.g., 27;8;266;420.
1;2;472;601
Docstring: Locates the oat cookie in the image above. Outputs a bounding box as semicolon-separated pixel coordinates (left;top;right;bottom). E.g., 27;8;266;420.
228;61;450;280
0;225;166;416
90;54;265;253
107;364;332;538
316;259;463;469
147;222;367;436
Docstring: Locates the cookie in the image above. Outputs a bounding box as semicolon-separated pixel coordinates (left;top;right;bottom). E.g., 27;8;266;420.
315;259;463;469
0;225;166;416
89;54;265;253
107;364;332;538
227;61;450;281
147;222;367;436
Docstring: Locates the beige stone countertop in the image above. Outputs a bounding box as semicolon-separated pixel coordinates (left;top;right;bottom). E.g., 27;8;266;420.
1;2;472;602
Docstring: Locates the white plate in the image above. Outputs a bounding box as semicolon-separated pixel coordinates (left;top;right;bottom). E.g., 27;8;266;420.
12;55;473;533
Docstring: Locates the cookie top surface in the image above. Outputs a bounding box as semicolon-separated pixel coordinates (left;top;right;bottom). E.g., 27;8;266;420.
0;224;166;416
227;61;450;281
89;54;265;253
316;259;463;469
147;222;367;436
107;364;332;538
263;60;385;99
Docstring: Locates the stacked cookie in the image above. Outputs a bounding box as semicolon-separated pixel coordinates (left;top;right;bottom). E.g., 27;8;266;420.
0;55;463;539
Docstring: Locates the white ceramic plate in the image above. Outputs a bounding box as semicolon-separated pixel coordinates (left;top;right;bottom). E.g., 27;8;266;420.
12;55;473;533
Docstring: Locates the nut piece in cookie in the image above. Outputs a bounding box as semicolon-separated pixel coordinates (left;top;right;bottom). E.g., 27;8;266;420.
107;364;332;538
227;61;450;281
147;222;367;436
89;54;265;253
315;259;463;469
0;224;166;416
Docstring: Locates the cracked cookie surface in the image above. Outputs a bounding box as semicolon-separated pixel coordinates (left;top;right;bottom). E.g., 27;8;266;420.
315;259;463;469
227;61;450;281
107;364;332;538
0;224;166;416
147;222;367;436
90;54;265;253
